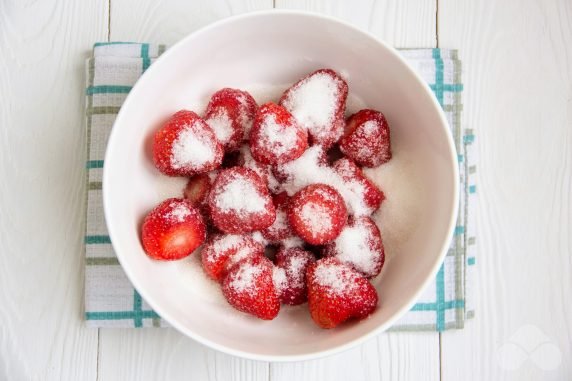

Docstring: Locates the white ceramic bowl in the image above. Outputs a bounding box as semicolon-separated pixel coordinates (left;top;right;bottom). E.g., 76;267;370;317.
103;10;458;361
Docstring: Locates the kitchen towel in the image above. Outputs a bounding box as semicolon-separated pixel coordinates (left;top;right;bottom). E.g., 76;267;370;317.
84;42;476;330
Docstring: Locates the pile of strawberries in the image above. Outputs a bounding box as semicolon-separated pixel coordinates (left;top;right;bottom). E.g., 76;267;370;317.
141;69;392;329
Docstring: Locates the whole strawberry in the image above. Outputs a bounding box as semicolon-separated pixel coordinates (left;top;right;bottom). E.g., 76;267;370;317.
207;167;276;233
141;198;206;260
222;256;280;320
153;110;223;176
340;109;391;167
288;184;347;245
306;257;378;328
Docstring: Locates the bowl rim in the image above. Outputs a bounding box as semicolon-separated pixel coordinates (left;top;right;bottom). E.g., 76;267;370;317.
103;9;459;362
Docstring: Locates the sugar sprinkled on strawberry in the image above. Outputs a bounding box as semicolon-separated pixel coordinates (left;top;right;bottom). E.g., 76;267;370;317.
204;88;258;150
238;144;281;193
207;167;276;233
340;109;391;167
153;110;223;177
249;103;308;165
323;216;385;278
201;234;264;282
307;257;378;328
288;184;347;245
333;157;385;214
275;146;375;216
275;248;316;305
141;198;206;261
222;256;280;320
280;69;348;148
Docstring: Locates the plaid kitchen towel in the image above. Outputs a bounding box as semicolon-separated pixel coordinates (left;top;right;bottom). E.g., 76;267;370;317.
84;43;476;330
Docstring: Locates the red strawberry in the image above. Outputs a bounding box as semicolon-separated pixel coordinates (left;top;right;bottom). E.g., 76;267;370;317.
204;88;258;151
141;198;206;260
201;234;264;282
288;184;347;245
153;110;224;176
280;69;348;148
333;157;385;214
207;167;276;233
183;171;218;206
306;257;378;328
273;247;316;305
322;216;385;278
222;255;280;320
261;192;295;242
249;103;308;165
238;144;280;193
339;109;391;167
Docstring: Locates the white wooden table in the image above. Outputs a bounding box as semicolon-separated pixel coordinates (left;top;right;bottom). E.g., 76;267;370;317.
1;0;571;379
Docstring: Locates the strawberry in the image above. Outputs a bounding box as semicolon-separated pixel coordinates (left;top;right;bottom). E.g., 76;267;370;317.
201;234;264;282
204;88;258;151
141;198;206;260
339;109;391;167
322;216;385;278
288;184;347;245
280;69;348;148
207;167;276;233
274;247;316;305
237;144;281;193
249;103;308;165
333;157;385;214
261;192;295;242
306;257;378;328
222;255;280;320
183;171;217;206
153;110;223;176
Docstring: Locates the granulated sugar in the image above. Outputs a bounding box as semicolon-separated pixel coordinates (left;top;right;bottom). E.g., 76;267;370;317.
166;201;192;222
364;151;423;261
333;221;380;276
171;122;216;169
225;245;256;270
280;236;304;249
313;262;356;295
250;231;269;246
239;145;281;193
286;256;307;288
206;108;234;145
228;262;263;294
258;114;298;156
214;176;266;215
236;92;255;139
206;234;243;263
272;266;287;293
300;202;333;235
281;72;340;139
277;146;370;215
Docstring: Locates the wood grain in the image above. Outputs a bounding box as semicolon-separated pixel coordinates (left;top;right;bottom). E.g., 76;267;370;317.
99;329;269;381
0;0;108;379
439;0;572;379
110;0;273;45
275;0;437;47
271;333;439;381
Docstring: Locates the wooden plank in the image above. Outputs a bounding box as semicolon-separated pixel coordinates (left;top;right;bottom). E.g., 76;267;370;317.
272;1;441;379
0;0;107;379
98;1;273;380
110;0;274;45
99;329;269;381
270;334;439;381
275;0;436;47
439;0;572;379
